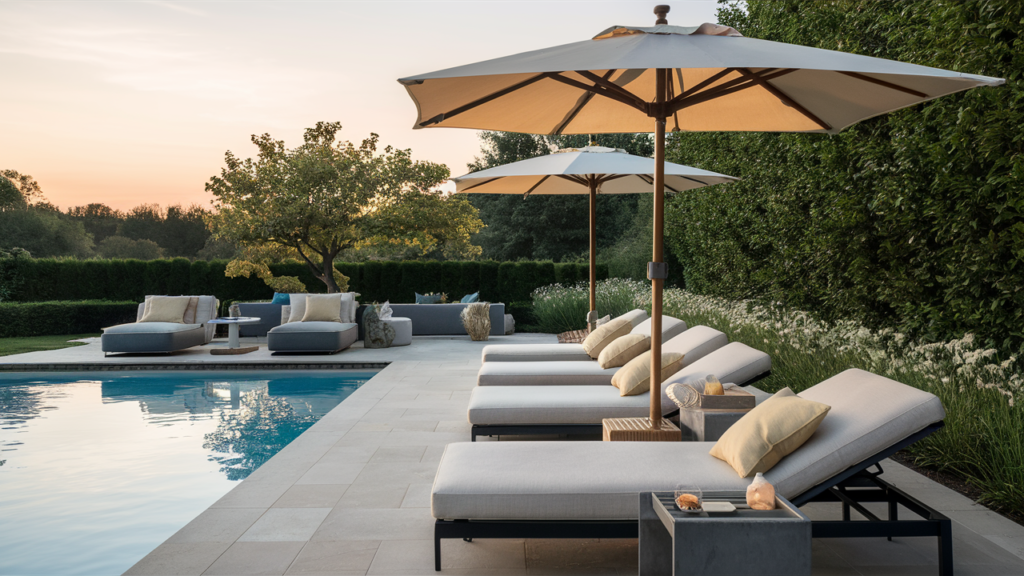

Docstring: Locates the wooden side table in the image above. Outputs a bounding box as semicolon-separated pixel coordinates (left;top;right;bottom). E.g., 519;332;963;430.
602;417;680;441
639;491;811;575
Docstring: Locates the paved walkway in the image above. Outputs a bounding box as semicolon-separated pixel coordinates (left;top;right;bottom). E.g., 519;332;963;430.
5;335;1024;575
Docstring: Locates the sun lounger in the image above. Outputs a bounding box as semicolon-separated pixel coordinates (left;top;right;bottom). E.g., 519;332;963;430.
101;295;218;355
480;312;684;363
477;325;726;386
468;341;771;440
433;369;951;572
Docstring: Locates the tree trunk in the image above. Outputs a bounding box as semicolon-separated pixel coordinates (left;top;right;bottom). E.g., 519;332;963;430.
322;255;339;293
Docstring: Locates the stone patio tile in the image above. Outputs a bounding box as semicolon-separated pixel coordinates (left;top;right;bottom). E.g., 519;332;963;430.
211;481;294;509
285;540;380;575
238;508;332;542
124;541;232;576
434;420;471;434
334;430;391;448
421;445;446;463
824;537;935;566
390;419;439;432
400;483;433;508
380;430;468;445
312;508;434;541
524;539;637;571
988;535;1024;562
273;484;350;509
335;482;409;509
350;421;393;432
203;541;304;576
352;461;440;486
369;538;527;574
166;508;266;544
370;445;427;462
294;458;366;485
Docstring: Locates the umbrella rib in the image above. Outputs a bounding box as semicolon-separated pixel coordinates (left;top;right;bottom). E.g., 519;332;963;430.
736;68;831;130
637;173;682;194
838;71;928;97
554;174;589;186
575;70;648;109
523;174;552;198
459;177;503;192
546;73;648;113
667;69;796;113
417;73;550;127
552;70;617;135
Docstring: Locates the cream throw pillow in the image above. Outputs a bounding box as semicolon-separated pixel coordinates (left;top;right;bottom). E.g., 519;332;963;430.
139;296;190;323
302;294;342;322
597;333;650;369
611;350;685;396
287;294;308;323
710;388;831;477
582;317;631;359
339;292;357;323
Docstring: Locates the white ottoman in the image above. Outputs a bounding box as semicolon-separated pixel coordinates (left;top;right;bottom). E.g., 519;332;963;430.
383;317;412;346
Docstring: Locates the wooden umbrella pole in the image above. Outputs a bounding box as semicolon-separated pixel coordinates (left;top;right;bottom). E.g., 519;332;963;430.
650;68;667;428
589;179;598;321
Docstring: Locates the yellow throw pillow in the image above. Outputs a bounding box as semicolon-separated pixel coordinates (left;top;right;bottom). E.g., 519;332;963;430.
611;351;685;396
597;333;651;369
302;294;342;322
709;388;831;477
581;317;632;359
139;296;190;323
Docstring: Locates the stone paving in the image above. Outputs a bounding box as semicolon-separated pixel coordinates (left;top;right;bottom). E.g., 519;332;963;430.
4;335;1024;575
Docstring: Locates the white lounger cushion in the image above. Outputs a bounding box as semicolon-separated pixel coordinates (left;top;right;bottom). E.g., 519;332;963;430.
477;326;728;386
480;314;684;363
469;342;771;424
434;369;944;521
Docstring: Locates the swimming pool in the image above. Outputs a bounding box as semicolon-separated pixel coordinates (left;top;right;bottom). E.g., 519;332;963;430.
0;370;374;576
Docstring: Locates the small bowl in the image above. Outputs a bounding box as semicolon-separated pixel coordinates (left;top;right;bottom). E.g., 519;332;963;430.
674;488;703;513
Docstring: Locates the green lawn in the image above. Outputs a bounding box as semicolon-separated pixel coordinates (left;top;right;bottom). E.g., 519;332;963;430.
0;334;100;357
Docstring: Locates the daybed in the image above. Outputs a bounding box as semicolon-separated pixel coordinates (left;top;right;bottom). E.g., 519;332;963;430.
432;369;952;573
101;295;218;355
480;312;689;363
267;294;359;354
476;325;727;387
467;340;771;440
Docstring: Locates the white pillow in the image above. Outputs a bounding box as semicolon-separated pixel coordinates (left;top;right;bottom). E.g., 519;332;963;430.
378;300;393;320
288;294;308;323
340;292;357;323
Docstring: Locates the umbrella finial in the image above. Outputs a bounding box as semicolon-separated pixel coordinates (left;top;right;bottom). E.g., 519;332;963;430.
654;5;670;25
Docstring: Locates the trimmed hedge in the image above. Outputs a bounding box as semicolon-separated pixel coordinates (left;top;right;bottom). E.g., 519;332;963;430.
0;300;139;338
5;259;609;307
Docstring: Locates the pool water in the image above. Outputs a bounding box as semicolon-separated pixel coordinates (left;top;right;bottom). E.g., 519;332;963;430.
0;370;373;576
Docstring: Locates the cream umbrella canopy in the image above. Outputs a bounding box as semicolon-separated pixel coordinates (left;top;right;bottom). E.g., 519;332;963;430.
452;145;738;328
399;5;1004;429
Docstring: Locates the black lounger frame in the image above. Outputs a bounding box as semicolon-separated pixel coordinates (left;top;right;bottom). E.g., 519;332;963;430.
470;370;772;441
437;422;951;574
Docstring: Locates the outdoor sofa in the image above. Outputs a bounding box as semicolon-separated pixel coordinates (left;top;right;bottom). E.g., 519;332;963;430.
476;325;727;387
267;295;358;354
101;295;218;355
480;311;689;363
432;369;952;573
468;339;771;441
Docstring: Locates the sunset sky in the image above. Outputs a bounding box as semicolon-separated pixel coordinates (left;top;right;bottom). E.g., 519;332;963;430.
0;1;719;211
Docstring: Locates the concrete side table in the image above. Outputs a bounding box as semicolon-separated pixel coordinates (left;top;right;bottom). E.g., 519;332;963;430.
677;407;752;442
208;317;261;355
639;491;811;576
383;317;412;346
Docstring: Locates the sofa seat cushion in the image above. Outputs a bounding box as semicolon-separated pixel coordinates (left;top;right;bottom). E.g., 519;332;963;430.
267;322;358;353
101;322;206;353
481;343;591;363
432;441;748;521
104;322;203;334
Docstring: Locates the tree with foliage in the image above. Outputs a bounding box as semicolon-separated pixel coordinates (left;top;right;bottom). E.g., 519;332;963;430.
666;0;1022;350
206;122;483;292
96;236;164;260
66;203;124;244
466;132;653;263
0;170;44;207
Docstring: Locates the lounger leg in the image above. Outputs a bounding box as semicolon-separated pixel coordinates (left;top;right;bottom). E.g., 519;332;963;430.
887;492;898;541
434;522;442;571
938;517;953;576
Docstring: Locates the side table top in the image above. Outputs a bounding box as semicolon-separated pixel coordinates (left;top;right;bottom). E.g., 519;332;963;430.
208;317;262;324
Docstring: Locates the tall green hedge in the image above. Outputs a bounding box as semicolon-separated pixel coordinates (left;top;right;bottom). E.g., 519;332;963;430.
5;258;607;306
0;300;139;337
666;0;1024;352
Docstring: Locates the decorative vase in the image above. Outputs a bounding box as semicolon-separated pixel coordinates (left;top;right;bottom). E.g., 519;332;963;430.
461;302;491;341
746;472;776;510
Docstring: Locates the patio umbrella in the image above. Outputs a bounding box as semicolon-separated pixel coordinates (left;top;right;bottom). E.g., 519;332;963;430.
451;144;737;329
399;5;1004;429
